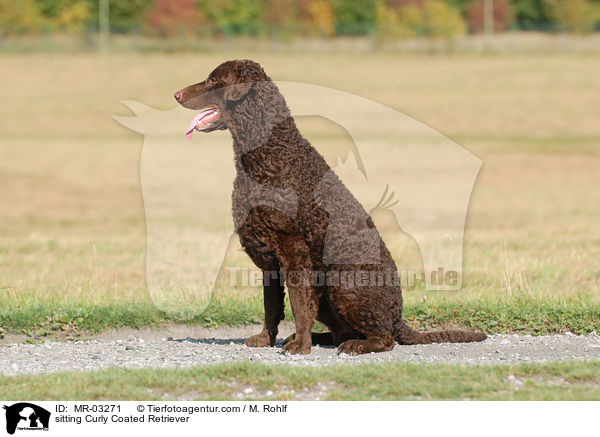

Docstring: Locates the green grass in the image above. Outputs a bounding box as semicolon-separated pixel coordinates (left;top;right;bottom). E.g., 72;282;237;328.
403;297;600;335
1;361;599;401
1;294;599;338
0;299;264;338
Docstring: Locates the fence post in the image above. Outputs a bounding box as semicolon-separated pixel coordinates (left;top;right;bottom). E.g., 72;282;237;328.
484;0;494;37
99;0;110;51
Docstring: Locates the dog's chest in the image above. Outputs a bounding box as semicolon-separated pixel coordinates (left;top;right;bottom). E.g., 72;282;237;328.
231;171;299;232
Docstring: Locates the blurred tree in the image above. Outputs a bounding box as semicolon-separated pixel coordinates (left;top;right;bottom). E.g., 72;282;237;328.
309;0;336;36
376;0;465;39
86;0;153;33
199;0;266;36
375;0;423;39
444;0;474;14
388;0;424;8
511;0;552;29
388;0;472;16
297;0;336;37
591;0;600;30
332;0;377;35
264;0;300;39
0;0;44;35
54;0;91;33
543;0;596;33
35;0;63;18
467;0;514;33
421;0;466;37
145;0;206;37
375;0;465;39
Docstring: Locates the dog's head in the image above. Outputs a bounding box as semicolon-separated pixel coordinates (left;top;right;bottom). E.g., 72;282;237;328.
174;59;269;138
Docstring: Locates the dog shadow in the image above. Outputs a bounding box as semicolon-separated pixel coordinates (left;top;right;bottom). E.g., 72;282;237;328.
167;337;336;349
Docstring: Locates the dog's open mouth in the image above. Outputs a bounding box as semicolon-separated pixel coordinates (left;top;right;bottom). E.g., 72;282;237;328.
185;106;220;139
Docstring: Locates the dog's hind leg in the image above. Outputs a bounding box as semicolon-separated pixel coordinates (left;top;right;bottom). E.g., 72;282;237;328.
331;282;398;354
337;334;395;355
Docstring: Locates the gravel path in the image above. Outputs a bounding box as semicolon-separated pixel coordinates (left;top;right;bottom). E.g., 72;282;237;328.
1;323;599;375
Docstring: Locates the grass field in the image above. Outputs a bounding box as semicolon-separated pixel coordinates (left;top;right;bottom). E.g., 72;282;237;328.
1;361;599;400
1;51;599;337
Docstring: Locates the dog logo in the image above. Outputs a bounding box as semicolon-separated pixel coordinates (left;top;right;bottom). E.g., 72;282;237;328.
3;403;50;434
115;81;481;312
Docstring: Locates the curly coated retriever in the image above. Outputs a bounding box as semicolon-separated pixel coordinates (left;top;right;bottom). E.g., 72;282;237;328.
174;60;486;354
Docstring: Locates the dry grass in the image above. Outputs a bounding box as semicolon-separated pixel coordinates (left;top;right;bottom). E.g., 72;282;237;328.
0;52;599;331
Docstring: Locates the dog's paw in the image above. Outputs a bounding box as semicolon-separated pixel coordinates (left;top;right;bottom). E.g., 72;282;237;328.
282;338;311;355
283;332;296;345
337;339;367;355
245;331;273;347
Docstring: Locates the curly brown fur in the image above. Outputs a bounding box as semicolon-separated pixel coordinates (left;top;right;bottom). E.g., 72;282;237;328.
175;60;486;354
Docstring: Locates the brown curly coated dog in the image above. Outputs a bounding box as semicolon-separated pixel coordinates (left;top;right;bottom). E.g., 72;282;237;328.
175;60;486;354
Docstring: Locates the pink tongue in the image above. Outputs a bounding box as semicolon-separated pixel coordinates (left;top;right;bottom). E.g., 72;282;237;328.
185;110;212;139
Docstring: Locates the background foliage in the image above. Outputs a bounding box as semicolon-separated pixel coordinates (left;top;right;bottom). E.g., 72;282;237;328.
1;0;600;40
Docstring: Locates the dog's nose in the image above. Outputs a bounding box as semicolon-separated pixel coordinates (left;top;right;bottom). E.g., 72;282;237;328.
174;91;182;101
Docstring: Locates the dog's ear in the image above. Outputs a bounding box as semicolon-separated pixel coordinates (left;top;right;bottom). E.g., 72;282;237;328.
225;82;253;101
225;60;267;101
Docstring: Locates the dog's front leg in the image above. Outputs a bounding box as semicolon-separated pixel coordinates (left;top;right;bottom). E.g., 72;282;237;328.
277;235;318;355
245;269;285;347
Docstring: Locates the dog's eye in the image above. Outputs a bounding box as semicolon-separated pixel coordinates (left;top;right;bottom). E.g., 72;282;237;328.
208;77;217;84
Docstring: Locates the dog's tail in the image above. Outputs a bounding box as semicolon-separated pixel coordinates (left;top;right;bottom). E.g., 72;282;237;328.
395;319;486;344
